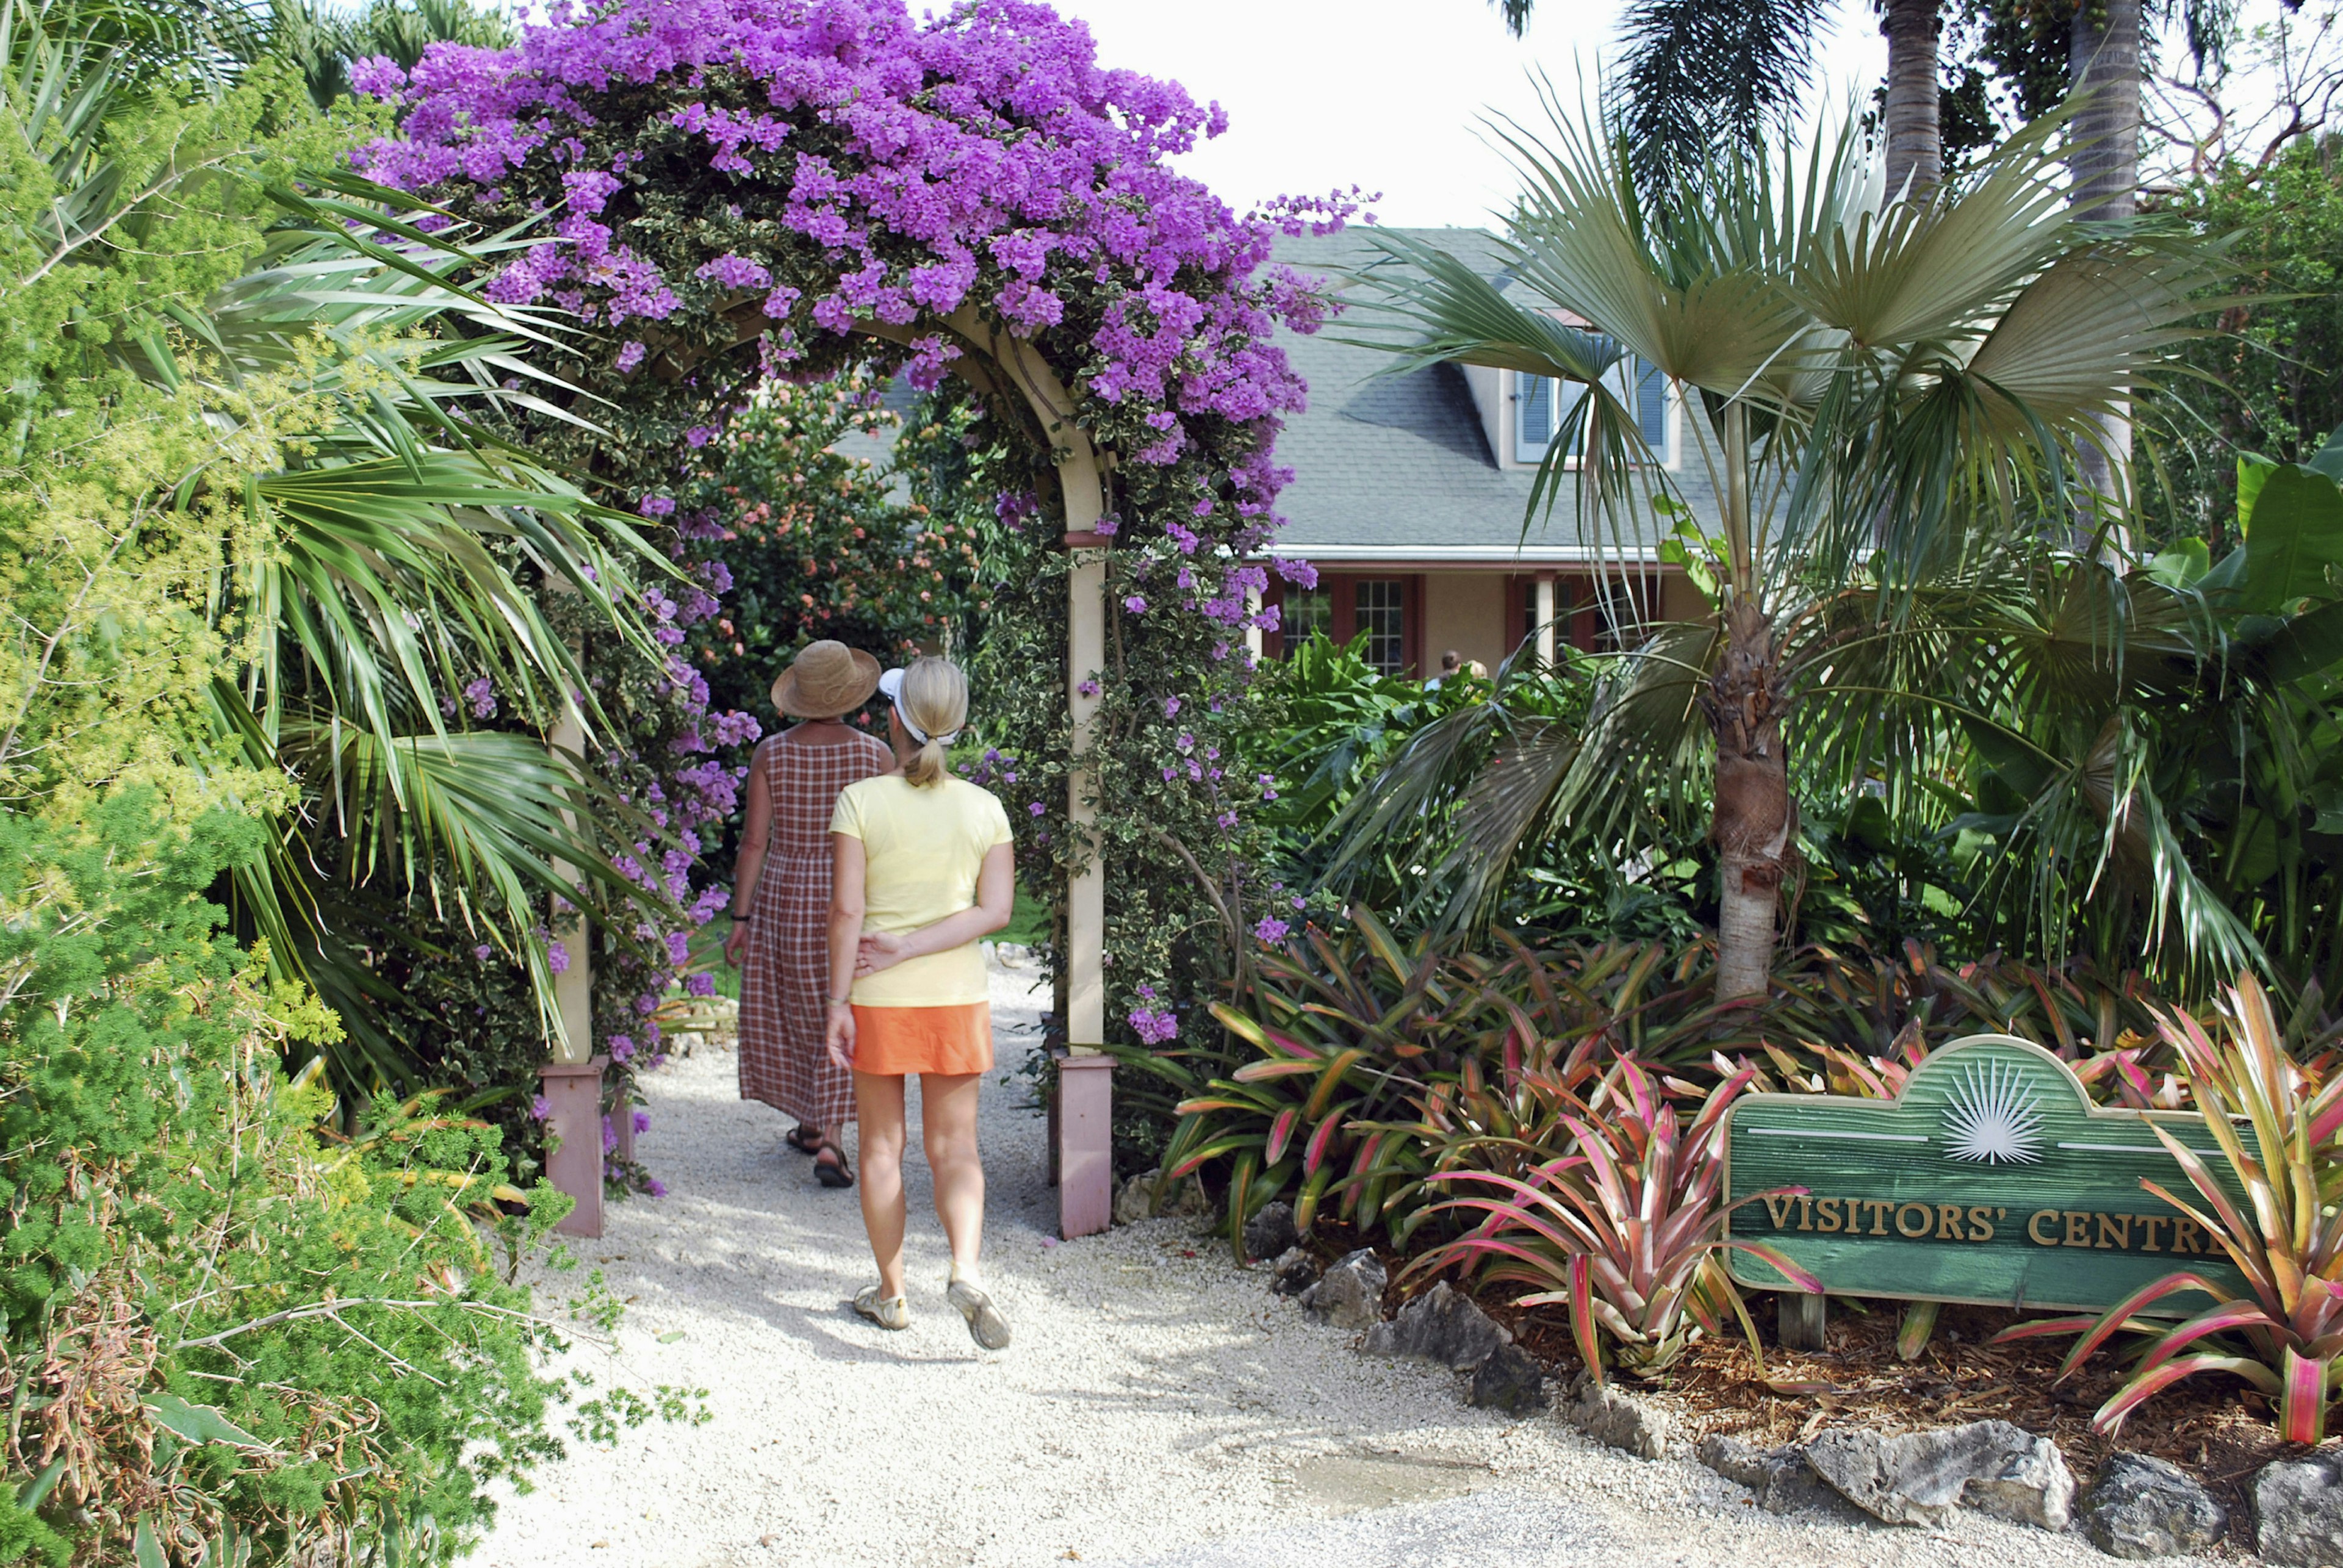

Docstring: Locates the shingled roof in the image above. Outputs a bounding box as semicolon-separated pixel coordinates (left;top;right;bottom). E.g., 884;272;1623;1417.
1266;226;1719;561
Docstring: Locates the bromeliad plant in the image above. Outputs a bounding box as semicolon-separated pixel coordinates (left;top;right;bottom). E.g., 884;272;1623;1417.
1153;915;1791;1257
1995;974;2342;1442
1407;1061;1818;1382
1160;909;1456;1252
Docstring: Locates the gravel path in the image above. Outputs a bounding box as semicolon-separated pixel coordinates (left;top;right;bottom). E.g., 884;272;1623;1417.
478;963;2222;1568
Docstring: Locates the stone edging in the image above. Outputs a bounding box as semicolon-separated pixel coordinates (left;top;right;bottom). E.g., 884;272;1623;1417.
1219;1209;2340;1565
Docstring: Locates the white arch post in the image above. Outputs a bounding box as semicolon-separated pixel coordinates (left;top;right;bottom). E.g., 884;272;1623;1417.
540;702;607;1237
979;321;1115;1240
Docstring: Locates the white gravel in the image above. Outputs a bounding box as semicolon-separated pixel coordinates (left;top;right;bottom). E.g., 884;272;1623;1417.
477;963;2226;1568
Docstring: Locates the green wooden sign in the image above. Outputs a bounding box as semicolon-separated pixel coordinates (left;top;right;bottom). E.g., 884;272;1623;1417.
1723;1035;2249;1314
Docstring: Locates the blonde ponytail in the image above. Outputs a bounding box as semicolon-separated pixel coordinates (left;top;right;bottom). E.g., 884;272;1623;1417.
896;657;968;789
906;736;948;789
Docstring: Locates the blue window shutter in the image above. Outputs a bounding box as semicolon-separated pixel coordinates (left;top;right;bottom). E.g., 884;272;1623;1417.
1636;359;1668;452
1517;375;1552;460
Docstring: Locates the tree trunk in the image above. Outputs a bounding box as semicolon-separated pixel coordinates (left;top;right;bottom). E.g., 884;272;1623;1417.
1705;600;1793;1001
1882;0;1943;200
2070;0;2142;548
2068;0;2143;223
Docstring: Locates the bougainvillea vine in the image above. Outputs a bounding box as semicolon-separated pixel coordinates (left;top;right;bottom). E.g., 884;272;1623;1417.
351;0;1362;1169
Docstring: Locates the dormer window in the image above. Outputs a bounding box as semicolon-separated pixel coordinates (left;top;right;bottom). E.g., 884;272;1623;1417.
1513;359;1673;467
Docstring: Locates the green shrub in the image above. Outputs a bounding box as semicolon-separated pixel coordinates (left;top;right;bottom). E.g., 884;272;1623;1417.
0;796;570;1564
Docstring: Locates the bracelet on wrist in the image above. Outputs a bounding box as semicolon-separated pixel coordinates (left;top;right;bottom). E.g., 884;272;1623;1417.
827;997;852;1008
730;910;753;922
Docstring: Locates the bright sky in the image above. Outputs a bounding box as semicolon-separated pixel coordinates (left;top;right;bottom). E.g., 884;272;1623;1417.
1057;0;1888;229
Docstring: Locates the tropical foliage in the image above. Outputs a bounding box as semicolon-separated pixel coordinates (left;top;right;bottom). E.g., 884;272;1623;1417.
1140;904;2224;1254
0;2;710;1556
1328;103;2343;1000
2;0;690;1124
2152;138;2343;553
1996;974;2342;1443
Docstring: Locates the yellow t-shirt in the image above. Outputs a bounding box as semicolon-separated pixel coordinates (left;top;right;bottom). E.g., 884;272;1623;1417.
830;775;1014;1007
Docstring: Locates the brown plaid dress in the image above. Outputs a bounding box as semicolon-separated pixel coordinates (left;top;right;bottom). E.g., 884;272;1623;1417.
736;727;893;1127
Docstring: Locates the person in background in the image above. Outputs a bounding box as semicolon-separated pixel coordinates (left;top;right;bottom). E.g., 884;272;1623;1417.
825;658;1015;1347
1425;649;1463;689
725;641;891;1188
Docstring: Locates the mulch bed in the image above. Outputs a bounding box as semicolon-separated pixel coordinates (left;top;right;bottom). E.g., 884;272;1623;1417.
1500;1293;2291;1550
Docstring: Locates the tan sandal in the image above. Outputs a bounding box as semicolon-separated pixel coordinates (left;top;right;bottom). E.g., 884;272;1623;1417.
946;1277;1011;1350
852;1286;909;1331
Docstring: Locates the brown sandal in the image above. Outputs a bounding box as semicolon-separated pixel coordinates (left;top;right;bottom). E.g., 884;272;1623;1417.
814;1148;854;1188
784;1124;824;1155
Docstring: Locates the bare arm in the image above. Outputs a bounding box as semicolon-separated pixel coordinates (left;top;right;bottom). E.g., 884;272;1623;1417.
854;842;1013;976
823;831;868;1068
722;739;777;967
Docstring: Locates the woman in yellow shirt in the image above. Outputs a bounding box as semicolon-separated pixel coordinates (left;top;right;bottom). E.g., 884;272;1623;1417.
824;657;1014;1348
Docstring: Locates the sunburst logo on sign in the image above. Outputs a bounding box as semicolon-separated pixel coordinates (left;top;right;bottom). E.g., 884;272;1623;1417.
1941;1058;2046;1165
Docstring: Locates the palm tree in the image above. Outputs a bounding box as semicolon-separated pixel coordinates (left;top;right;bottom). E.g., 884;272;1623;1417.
1491;0;1948;200
1882;0;1945;194
2069;0;2146;529
1334;104;2215;997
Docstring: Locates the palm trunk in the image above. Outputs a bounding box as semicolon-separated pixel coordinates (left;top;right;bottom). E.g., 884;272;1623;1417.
1882;0;1943;200
1705;600;1793;1000
2070;0;2142;549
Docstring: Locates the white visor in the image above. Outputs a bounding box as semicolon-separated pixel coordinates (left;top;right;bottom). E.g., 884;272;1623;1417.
879;667;957;747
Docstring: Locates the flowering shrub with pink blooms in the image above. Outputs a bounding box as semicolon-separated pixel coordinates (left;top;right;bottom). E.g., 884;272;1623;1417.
350;0;1358;1090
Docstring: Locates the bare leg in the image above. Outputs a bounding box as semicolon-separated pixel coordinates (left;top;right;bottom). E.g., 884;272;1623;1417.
854;1072;909;1298
920;1071;985;1273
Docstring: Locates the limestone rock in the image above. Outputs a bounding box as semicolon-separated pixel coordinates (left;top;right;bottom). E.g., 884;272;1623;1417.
1300;1248;1387;1331
1110;1168;1208;1225
1804;1421;2072;1530
1242;1200;1299;1261
1362;1281;1511;1370
1694;1434;1840;1516
1965;1428;2077;1531
2254;1449;2343;1568
2080;1452;2228;1560
1563;1374;1675;1461
1269;1246;1320;1297
1467;1343;1547;1414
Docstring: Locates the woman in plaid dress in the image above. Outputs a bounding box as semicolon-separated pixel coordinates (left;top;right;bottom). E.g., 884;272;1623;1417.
724;641;892;1185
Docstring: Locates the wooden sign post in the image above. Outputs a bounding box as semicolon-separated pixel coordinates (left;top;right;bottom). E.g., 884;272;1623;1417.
1724;1035;2247;1314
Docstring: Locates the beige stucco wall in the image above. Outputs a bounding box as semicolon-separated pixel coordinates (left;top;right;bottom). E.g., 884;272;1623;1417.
1658;572;1712;625
1422;572;1515;675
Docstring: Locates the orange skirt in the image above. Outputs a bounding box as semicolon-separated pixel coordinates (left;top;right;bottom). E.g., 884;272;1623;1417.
851;1001;993;1077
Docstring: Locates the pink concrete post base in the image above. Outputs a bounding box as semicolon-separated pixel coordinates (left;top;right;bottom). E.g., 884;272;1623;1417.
1056;1050;1115;1239
539;1055;609;1239
610;1077;635;1167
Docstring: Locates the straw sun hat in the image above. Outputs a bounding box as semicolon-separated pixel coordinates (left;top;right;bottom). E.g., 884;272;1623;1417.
769;639;881;719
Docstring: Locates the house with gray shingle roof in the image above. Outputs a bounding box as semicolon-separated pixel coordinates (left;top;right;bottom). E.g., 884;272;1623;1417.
1261;227;1713;677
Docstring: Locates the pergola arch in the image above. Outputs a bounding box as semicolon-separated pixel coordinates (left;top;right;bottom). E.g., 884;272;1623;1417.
353;0;1342;1232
